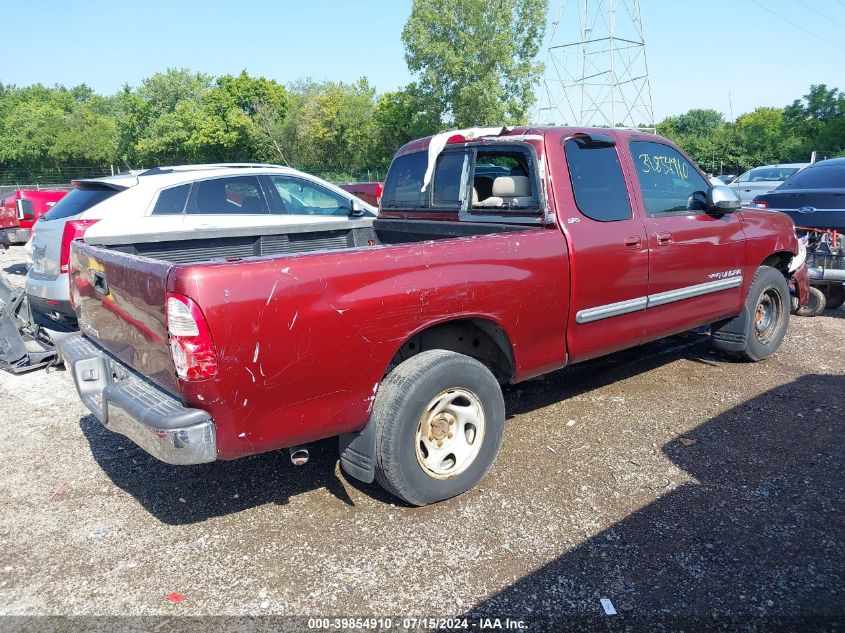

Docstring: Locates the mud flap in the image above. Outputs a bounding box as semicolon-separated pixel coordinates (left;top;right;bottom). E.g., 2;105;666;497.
0;274;58;374
339;419;377;484
710;307;750;353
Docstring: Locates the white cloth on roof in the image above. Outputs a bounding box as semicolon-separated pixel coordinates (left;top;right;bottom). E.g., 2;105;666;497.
421;127;510;192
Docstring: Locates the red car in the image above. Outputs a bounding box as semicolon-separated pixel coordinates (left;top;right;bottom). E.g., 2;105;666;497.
58;127;808;506
337;182;382;207
0;200;20;249
0;190;69;244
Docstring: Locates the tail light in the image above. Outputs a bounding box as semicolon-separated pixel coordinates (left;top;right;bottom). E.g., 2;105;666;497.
166;293;218;380
60;219;99;273
751;200;769;209
375;183;383;207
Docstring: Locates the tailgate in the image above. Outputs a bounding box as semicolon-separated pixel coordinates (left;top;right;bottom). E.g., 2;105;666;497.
70;241;179;394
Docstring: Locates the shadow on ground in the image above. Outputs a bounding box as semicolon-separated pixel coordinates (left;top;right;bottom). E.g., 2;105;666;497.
2;262;27;277
464;374;845;627
81;332;716;524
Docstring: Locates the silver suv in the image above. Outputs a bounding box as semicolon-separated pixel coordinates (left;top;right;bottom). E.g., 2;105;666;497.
26;164;375;327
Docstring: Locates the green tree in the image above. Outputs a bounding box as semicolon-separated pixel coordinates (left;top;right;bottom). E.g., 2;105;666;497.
199;71;288;162
402;0;548;127
137;68;212;120
658;108;725;139
279;79;379;179
373;84;442;170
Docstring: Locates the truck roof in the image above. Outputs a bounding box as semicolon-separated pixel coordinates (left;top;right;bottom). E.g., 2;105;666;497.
2;189;69;203
393;126;667;157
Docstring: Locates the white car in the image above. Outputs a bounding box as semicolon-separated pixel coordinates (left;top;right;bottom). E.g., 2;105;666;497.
728;163;809;205
25;164;376;326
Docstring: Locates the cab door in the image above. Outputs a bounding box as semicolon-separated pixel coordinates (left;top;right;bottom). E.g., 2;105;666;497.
627;140;746;342
553;133;650;363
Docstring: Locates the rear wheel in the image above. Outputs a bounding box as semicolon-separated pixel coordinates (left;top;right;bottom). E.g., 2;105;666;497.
373;350;505;506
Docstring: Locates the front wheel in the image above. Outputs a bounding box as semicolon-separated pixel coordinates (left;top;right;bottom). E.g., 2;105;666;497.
714;266;790;361
373;350;505;506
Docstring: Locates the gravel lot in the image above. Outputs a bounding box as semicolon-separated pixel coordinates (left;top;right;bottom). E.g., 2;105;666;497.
1;243;843;628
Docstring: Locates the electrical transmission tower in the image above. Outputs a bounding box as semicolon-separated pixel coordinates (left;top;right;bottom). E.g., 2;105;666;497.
534;0;655;131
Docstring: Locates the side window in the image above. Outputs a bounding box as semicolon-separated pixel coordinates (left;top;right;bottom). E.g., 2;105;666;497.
630;141;709;215
18;199;35;220
381;152;429;209
270;176;351;216
432;152;469;208
187;176;268;215
152;183;191;215
564;139;631;222
735;171;750;183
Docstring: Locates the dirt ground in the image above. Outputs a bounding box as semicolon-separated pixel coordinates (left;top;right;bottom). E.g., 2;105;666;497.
1;243;843;629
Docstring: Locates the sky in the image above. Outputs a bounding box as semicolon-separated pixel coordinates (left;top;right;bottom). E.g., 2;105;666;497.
1;0;844;122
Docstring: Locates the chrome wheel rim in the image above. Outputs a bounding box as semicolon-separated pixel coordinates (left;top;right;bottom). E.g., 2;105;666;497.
755;288;783;345
415;388;485;479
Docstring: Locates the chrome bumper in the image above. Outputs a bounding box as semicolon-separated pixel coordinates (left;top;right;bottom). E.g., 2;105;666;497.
0;227;30;245
57;333;216;465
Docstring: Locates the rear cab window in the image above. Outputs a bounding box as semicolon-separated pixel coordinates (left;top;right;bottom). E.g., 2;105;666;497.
381;143;542;217
41;186;121;221
381;152;429;210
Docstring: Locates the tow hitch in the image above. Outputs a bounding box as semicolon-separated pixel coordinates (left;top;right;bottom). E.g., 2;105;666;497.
0;274;59;373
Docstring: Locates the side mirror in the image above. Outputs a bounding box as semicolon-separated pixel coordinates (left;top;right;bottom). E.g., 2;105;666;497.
707;185;742;213
349;199;366;217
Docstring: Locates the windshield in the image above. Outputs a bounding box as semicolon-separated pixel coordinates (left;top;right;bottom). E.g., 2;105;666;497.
778;164;845;190
270;176;354;216
746;167;801;182
41;185;121;221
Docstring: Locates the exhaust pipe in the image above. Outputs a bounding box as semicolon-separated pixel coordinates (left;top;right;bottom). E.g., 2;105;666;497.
289;446;310;466
808;267;845;282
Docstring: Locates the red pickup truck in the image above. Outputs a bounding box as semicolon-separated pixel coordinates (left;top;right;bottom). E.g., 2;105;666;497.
58;127;808;506
0;201;20;249
337;182;383;207
0;189;69;244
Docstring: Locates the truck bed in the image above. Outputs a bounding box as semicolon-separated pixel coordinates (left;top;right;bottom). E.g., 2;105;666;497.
70;218;569;459
93;217;530;264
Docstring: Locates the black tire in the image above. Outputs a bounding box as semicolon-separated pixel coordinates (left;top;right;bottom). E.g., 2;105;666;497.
733;266;790;361
795;286;827;317
823;283;845;310
373;350;505;506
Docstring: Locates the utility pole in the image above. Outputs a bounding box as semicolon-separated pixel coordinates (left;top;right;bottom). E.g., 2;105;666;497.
534;0;655;131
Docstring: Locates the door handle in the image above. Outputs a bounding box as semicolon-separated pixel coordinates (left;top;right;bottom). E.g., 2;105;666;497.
624;236;642;250
655;232;672;245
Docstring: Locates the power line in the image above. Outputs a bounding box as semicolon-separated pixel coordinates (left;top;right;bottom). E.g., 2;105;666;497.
748;0;844;50
795;0;845;30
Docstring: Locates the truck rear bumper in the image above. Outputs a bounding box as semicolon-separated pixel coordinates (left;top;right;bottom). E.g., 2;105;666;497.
0;228;30;245
57;333;217;465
